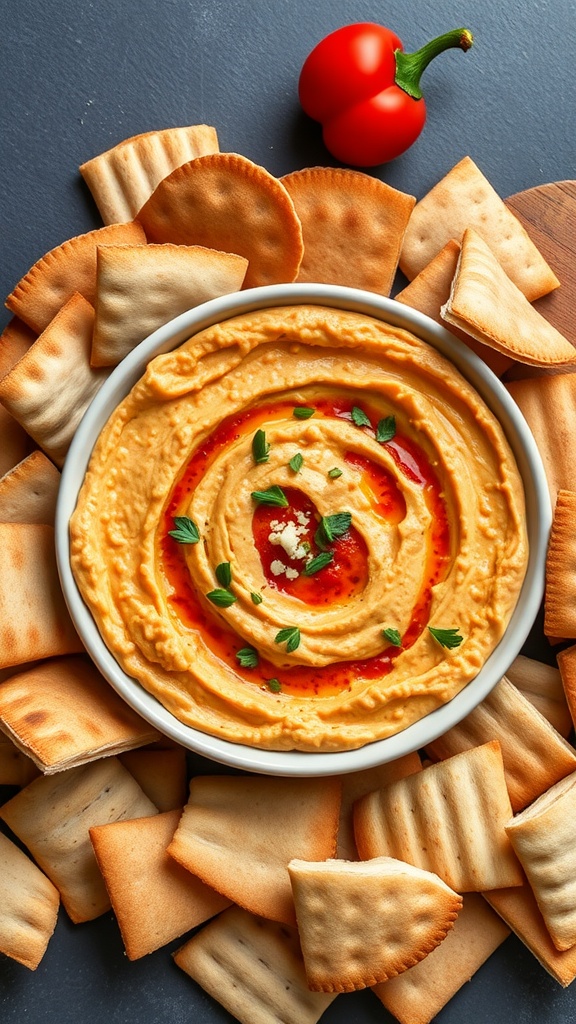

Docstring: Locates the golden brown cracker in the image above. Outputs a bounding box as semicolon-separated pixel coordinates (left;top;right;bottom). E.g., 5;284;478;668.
0;831;60;970
544;490;576;638
0;450;60;525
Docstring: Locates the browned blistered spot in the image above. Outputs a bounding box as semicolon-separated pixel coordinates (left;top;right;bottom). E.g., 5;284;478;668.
24;711;48;726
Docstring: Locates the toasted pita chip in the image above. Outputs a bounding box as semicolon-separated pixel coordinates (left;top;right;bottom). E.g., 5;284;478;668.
0;831;60;970
354;741;522;892
281;166;415;295
373;893;510;1024
440;229;576;366
0;405;29;478
395;240;513;377
90;809;229;959
91;243;248;366
544;490;576;638
0;450;60;524
485;882;576;987
505;772;576;950
5;221;145;335
168;775;341;925
506;373;576;506
174;904;337;1024
506;654;573;738
0;757;158;922
80;125;220;225
0;732;38;786
0;523;82;669
119;747;188;811
0;656;161;773
0;293;110;466
138;152;304;289
288;857;461;992
557;643;576;729
337;751;422;860
399;156;560;300
0;315;37;376
425;676;576;812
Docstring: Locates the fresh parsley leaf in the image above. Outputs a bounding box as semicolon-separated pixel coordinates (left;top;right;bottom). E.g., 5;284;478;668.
376;415;396;443
303;551;334;576
251;485;289;507
251;591;263;605
267;677;282;692
328;467;343;478
351;405;371;428
206;588;237;608
321;512;352;542
274;626;301;653
168;516;200;544
252;428;270;464
428;626;464;650
289;452;303;473
236;646;259;668
215;562;232;588
293;406;315;419
382;627;402;647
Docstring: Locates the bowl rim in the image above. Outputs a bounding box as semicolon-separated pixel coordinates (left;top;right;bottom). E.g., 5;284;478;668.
55;283;551;776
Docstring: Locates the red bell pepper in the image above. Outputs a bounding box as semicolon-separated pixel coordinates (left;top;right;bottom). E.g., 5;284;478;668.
298;24;473;166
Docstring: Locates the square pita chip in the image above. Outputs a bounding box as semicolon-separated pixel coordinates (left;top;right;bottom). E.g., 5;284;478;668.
0;831;60;970
0;450;61;525
506;654;572;738
399;155;560;300
506;373;576;507
336;751;422;860
119;747;188;811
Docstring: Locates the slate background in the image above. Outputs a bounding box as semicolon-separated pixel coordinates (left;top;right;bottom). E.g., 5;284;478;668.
1;0;576;1021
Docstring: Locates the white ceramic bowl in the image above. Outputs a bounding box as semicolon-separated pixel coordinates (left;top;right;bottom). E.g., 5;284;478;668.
56;284;551;776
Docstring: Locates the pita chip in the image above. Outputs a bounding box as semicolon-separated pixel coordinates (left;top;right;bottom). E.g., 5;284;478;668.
441;229;576;366
137;152;304;289
281;166;415;295
0;523;83;669
557;643;576;729
0;315;36;376
544;490;576;639
399;155;560;300
288;857;462;992
506;654;572;738
0;831;60;970
80;124;220;225
506;373;576;507
336;751;422;860
0;656;161;773
5;221;146;335
119;747;188;811
485;881;576;987
373;893;510;1024
0;405;29;479
0;732;38;787
174;904;337;1024
91;243;248;366
0;293;110;466
90;809;230;959
168;774;341;925
0;450;60;525
0;757;158;922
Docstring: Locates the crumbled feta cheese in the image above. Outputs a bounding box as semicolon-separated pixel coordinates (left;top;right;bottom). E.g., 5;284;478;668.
270;559;287;576
268;518;309;560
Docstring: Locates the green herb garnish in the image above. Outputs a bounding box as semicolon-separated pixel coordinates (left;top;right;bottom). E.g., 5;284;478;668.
293;406;315;419
428;626;464;650
267;677;282;693
321;512;352;542
251;485;289;507
328;467;343;478
215;562;232;588
382;627;402;647
168;516;200;544
376;415;396;443
351;405;371;428
303;551;334;576
274;626;301;653
236;646;259;668
289;452;303;473
206;589;237;608
251;591;263;605
252;428;270;464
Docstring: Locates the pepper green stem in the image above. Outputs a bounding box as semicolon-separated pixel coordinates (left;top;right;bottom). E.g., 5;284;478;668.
394;28;473;100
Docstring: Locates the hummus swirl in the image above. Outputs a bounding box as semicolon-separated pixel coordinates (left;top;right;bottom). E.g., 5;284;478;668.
70;305;528;751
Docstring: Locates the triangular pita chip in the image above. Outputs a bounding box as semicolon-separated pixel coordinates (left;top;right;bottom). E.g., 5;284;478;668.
137;152;304;289
0;655;161;773
281;166;415;295
174;904;337;1024
441;228;576;366
91;243;248;366
0;450;60;524
399;155;560;300
506;373;576;506
0;522;83;669
80;124;220;224
288;857;462;992
485;881;576;987
0;292;111;466
0;831;60;970
544;489;576;638
506;654;572;738
168;774;341;925
90;809;230;959
5;221;145;334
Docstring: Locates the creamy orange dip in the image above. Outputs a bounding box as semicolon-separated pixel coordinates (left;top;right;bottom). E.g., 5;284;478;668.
70;305;528;751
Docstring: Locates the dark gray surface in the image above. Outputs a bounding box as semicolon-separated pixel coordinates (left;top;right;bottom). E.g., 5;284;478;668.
2;0;576;1021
